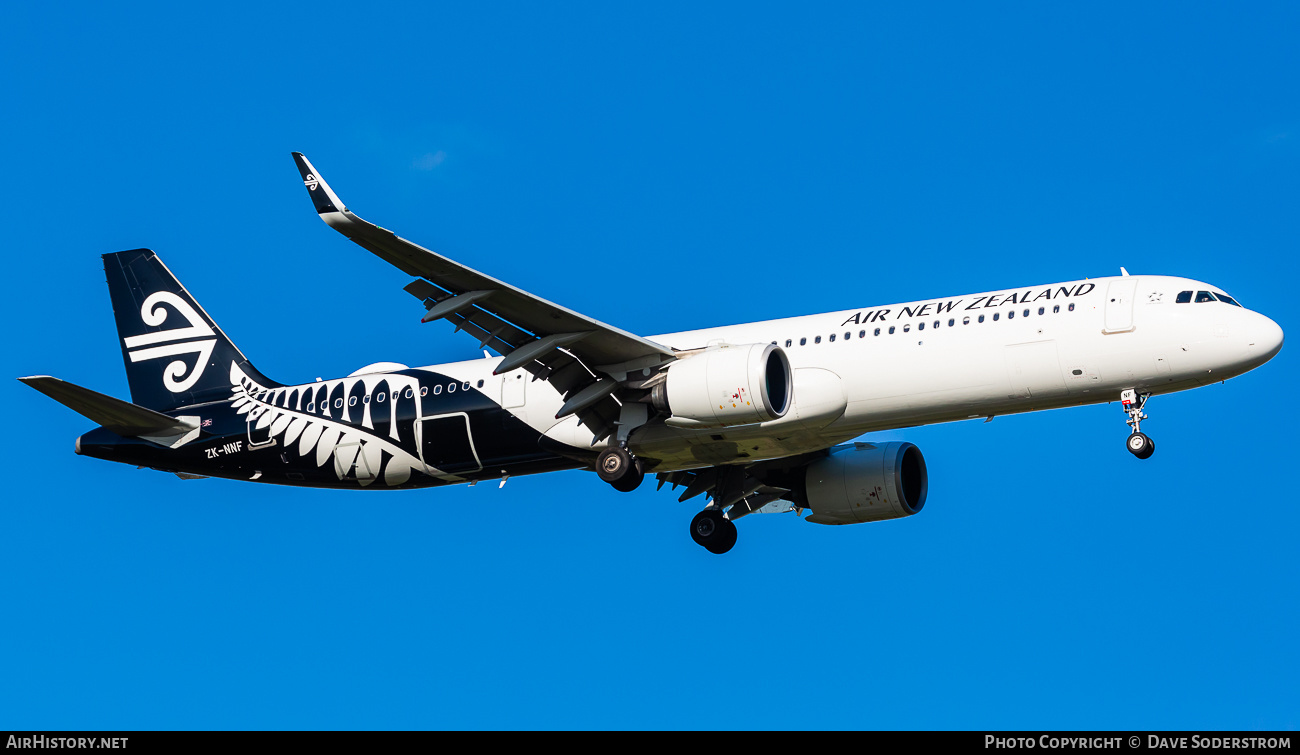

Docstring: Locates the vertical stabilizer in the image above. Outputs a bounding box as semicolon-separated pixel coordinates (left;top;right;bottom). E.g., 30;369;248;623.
104;249;277;412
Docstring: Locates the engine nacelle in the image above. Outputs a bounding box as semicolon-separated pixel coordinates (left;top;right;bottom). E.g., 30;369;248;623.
653;343;792;428
803;442;928;525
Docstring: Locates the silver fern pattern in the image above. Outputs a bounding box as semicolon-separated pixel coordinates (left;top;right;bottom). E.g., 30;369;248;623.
228;363;443;487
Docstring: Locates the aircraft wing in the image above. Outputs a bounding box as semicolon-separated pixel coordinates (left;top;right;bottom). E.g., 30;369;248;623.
291;153;677;443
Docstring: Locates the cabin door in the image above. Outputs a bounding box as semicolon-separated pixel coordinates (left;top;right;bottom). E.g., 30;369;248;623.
247;405;276;448
1103;278;1139;333
416;413;483;476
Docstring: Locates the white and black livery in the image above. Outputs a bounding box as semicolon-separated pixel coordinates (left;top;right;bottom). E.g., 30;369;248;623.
20;154;1285;554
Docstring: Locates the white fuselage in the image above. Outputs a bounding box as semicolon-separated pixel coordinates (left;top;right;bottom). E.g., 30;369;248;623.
421;274;1284;471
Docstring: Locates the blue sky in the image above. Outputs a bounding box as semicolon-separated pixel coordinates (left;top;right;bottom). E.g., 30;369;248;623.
1;2;1296;729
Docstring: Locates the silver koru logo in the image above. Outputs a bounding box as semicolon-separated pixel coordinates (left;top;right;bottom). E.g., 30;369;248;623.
123;292;217;393
304;174;319;191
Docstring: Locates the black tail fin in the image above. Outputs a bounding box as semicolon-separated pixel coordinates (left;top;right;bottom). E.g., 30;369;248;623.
104;249;278;412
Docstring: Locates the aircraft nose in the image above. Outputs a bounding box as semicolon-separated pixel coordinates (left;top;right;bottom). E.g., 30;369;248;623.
1248;313;1284;363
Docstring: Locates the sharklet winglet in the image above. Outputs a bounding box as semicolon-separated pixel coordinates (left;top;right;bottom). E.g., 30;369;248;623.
291;152;347;216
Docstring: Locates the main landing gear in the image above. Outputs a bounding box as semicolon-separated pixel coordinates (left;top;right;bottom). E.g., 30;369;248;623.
596;445;644;492
690;509;737;555
1122;389;1155;460
596;448;739;554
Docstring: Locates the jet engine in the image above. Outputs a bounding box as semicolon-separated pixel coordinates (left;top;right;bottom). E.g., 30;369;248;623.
803;442;928;525
651;343;792;428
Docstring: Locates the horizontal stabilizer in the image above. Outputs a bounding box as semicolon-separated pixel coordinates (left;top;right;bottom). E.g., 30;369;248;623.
18;376;198;437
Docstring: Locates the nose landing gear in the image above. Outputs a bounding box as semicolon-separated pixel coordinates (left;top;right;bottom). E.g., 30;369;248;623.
1122;389;1155;460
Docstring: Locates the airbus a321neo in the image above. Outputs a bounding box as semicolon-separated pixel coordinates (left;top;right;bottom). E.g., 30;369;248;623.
21;154;1285;553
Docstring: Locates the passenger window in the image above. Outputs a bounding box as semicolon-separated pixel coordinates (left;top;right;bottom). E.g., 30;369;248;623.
993;313;1000;321
349;396;357;406
978;315;985;323
799;337;806;346
420;387;428;396
948;318;954;327
785;339;792;348
376;392;385;403
1175;291;1192;304
363;395;370;404
858;330;866;339
1052;305;1059;314
918;322;925;330
448;383;456;393
406;388;414;399
1037;307;1045;315
1023;309;1030;317
815;336;822;344
903;324;911;332
334;398;343;409
874;328;881;336
1195;291;1215;303
888;326;895;334
845;332;851;340
477;380;484;388
934;320;940;329
1008;311;1015;319
962;316;970;325
306;402;315;412
829;334;836;342
1068;303;1075;311
433;385;442;395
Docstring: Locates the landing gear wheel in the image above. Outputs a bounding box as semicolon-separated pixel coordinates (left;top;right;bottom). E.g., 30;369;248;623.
597;446;643;492
1121;390;1155;459
690;509;738;554
1127;432;1155;460
611;468;644;492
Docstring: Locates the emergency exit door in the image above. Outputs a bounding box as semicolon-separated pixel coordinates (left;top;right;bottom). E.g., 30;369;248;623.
502;371;526;408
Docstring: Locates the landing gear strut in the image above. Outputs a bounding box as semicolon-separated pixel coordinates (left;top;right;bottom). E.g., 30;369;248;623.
690;509;737;554
597;445;643;492
1122;389;1155;460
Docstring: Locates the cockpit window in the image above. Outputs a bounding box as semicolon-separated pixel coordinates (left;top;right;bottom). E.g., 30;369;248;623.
1215;292;1242;307
1175;291;1192;304
1195;291;1216;303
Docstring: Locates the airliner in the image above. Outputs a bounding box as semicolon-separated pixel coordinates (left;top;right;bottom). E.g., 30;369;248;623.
20;154;1284;554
